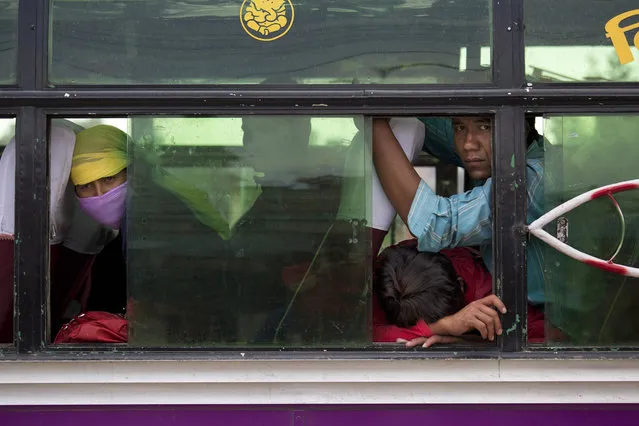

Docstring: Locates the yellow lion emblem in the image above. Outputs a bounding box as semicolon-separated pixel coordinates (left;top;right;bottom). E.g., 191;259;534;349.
240;0;294;41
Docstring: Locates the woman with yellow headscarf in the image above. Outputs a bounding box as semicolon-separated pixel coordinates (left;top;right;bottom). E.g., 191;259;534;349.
1;124;120;343
66;123;232;344
71;125;129;229
71;124;230;237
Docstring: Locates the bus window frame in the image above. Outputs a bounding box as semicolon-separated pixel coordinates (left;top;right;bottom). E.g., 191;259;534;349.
4;0;639;359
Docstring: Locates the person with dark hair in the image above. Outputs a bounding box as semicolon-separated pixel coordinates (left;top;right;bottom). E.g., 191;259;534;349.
371;115;546;314
373;240;508;346
373;240;556;347
375;244;464;328
368;115;549;348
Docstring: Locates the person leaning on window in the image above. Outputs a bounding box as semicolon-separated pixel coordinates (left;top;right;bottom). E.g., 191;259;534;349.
68;124;238;344
371;116;547;345
70;125;129;229
0;125;117;342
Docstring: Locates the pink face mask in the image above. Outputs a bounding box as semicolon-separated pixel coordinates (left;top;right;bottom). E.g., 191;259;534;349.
76;182;127;229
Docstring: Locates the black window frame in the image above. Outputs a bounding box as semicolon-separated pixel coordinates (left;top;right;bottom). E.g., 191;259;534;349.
3;0;639;360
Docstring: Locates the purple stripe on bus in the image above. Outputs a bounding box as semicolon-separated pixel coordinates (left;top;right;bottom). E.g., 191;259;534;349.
1;405;638;426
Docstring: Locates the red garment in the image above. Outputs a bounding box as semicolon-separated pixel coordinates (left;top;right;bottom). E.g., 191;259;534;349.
0;239;14;343
50;244;96;331
281;262;312;290
0;239;95;343
373;240;546;343
527;303;546;344
54;311;127;344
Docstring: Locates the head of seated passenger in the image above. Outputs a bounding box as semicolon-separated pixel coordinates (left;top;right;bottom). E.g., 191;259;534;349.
71;125;129;229
375;244;465;327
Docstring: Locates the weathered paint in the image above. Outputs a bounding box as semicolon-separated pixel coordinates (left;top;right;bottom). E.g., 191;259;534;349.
505;314;520;335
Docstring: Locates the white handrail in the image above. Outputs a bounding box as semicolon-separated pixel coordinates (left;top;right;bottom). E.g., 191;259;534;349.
527;179;639;278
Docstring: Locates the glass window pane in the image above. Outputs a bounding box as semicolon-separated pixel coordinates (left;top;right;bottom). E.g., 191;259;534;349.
48;119;126;341
50;1;491;85
526;1;639;82
541;115;639;346
51;116;371;348
0;117;17;344
0;0;18;84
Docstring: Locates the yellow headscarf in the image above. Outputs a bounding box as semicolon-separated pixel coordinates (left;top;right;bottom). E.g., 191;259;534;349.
71;125;129;186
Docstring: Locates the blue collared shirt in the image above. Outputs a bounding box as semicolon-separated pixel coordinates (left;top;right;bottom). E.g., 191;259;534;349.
410;118;545;305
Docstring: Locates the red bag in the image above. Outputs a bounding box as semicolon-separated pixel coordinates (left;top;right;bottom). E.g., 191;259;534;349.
54;311;127;344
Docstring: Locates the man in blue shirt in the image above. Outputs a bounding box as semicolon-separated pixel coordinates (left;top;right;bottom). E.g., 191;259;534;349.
372;116;545;318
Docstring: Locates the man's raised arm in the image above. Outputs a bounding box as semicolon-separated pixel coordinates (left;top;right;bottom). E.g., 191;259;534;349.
372;118;421;223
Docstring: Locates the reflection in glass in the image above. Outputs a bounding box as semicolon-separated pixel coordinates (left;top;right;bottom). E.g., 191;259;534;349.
50;0;491;85
124;116;371;347
0;117;17;344
542;115;639;346
525;1;639;82
0;0;18;83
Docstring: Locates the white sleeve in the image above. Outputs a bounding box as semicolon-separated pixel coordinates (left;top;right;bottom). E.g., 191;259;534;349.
0;137;16;236
0;124;115;252
49;126;77;244
0;126;77;241
371;117;425;230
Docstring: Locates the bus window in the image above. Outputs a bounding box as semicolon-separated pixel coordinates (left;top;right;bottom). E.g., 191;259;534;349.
52;115;557;349
525;1;639;82
0;117;17;344
0;0;17;84
51;116;371;347
539;115;639;346
373;116;552;347
50;0;491;85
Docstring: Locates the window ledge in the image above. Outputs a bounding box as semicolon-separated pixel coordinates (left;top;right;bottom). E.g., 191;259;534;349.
0;358;639;405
